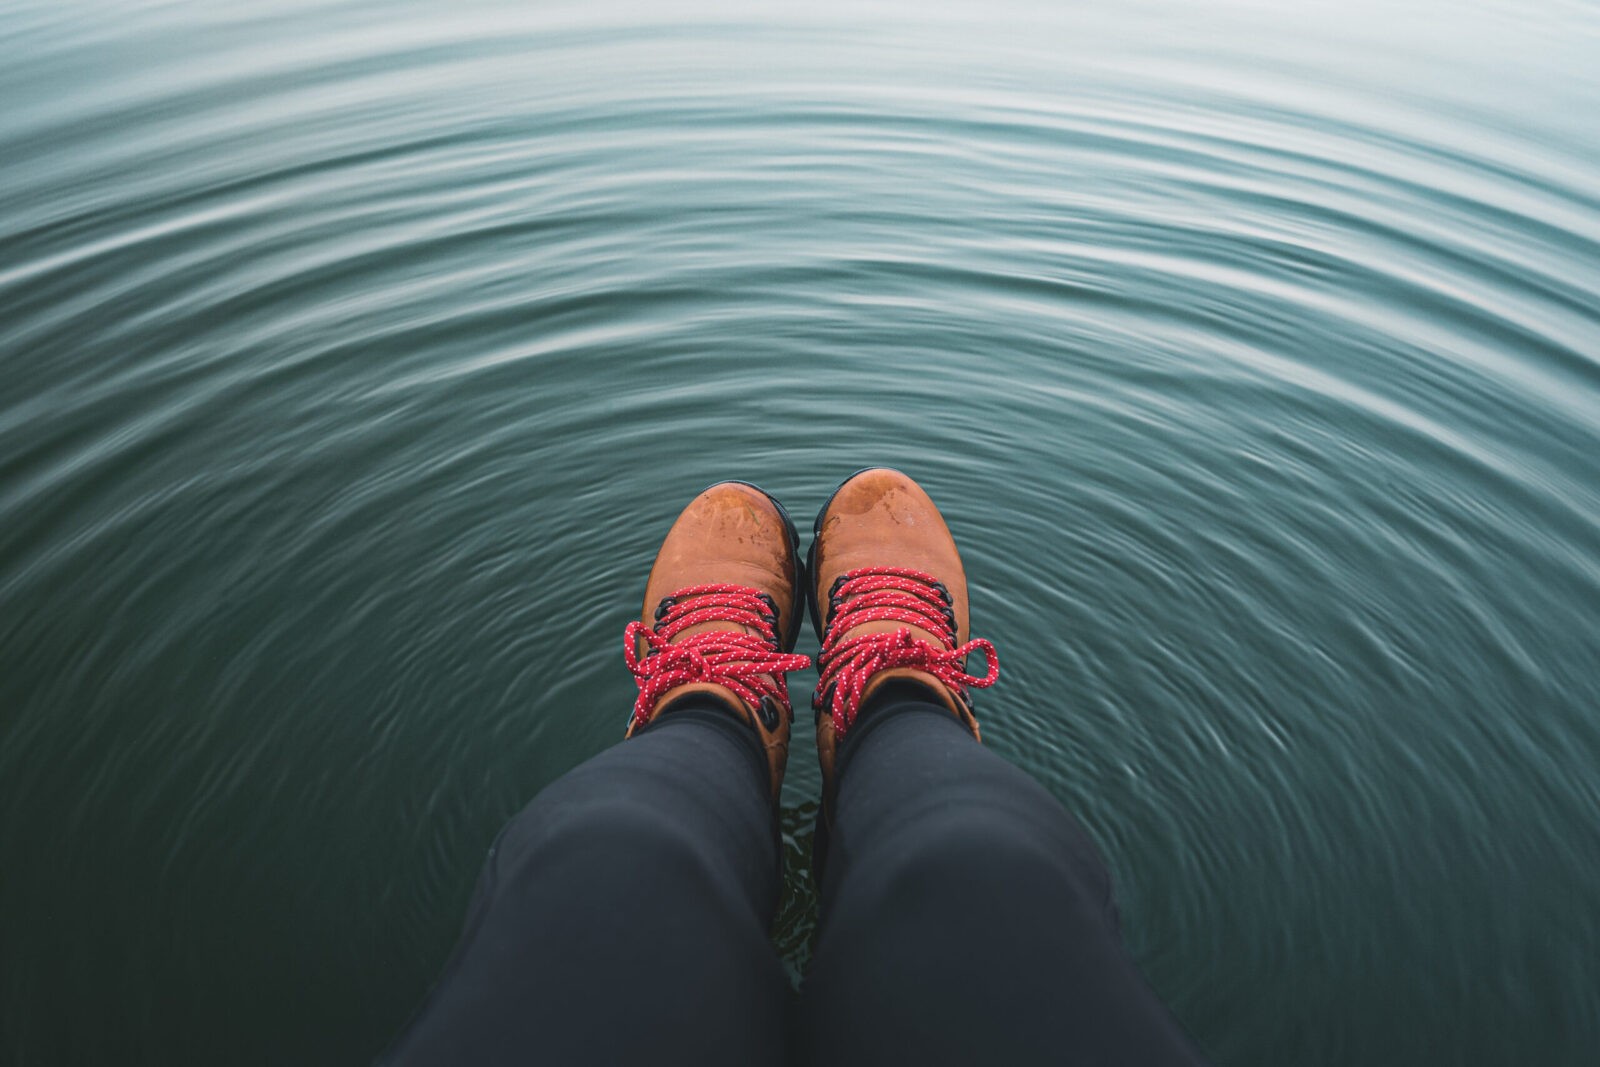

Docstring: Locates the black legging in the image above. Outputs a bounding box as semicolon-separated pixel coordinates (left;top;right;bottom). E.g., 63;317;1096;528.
382;689;1209;1066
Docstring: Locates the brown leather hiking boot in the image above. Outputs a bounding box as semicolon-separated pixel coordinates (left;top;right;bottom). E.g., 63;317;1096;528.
624;481;810;801
807;468;999;798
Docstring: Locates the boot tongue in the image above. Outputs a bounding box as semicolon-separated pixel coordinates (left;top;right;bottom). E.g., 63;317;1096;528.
665;587;773;660
652;621;774;717
674;619;765;643
839;617;947;649
627;584;809;731
844;620;966;717
650;593;782;718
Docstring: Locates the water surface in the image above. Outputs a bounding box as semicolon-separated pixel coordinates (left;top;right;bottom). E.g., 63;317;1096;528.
3;0;1599;1062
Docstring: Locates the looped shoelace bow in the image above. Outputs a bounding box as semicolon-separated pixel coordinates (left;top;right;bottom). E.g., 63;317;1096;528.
815;566;999;738
624;583;812;730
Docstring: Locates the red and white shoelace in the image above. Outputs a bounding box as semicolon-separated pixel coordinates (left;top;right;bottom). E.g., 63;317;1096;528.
624;584;811;730
814;566;999;738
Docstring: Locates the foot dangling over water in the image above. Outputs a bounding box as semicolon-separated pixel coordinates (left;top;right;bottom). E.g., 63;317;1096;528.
807;468;999;800
624;480;810;800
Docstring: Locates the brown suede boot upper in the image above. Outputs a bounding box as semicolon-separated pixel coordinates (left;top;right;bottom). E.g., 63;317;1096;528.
809;469;994;796
625;482;806;800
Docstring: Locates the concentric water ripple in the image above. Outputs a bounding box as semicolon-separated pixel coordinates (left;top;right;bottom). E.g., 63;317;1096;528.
2;0;1598;1063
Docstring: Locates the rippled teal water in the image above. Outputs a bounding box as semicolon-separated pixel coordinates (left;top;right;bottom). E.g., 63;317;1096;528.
3;0;1599;1062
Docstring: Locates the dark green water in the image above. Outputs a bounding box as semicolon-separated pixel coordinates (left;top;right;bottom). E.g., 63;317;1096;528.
3;0;1599;1062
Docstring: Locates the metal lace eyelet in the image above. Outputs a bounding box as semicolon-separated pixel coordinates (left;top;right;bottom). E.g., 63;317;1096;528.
756;592;780;624
757;696;783;731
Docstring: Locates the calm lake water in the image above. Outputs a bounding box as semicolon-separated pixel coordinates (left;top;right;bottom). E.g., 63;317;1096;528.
3;0;1599;1062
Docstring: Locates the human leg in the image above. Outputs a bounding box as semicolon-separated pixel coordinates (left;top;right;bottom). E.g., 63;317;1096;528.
800;685;1208;1066
798;468;1207;1065
384;700;790;1067
385;482;811;1066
